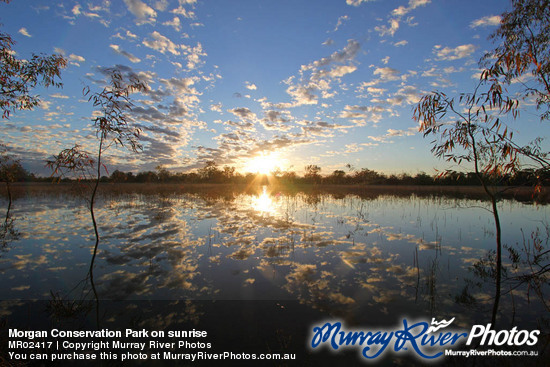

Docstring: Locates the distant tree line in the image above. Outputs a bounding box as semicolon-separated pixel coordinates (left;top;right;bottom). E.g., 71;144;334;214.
6;160;548;187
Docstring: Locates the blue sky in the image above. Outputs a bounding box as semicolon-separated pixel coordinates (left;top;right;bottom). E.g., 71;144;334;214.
1;0;547;176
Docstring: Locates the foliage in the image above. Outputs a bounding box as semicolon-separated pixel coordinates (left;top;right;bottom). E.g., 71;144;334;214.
85;70;147;153
0;29;66;119
413;0;550;325
48;69;147;183
413;83;526;179
482;0;550;120
47;69;147;278
46;145;95;182
304;165;321;183
0;147;27;184
413;0;550;186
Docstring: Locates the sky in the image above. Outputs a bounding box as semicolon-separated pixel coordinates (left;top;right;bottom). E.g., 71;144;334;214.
1;0;548;176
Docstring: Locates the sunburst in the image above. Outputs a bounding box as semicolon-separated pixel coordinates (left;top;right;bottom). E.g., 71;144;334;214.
245;152;280;175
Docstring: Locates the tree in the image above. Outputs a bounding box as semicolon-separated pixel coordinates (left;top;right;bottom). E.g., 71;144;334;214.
156;165;171;183
110;170;128;183
304;165;321;183
354;168;383;185
222;165;235;181
413;0;550;325
198;161;223;182
414;83;512;324
482;0;550;120
328;170;347;184
1;26;66;119
0;145;23;253
47;69;147;275
0;146;25;206
0;0;66;207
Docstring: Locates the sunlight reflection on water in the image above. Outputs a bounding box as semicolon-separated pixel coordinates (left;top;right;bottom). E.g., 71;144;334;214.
252;186;277;214
0;187;548;329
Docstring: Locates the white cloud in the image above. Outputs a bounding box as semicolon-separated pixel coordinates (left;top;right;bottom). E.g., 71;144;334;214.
392;0;430;17
245;82;257;90
386;127;416;136
368;127;416;143
393;85;421;105
18;28;32;37
143;31;180;55
110;44;141;63
210;103;222;112
40;101;52;110
228;107;257;121
172;6;195;19
392;6;408;17
182;42;206;70
284;39;360;106
67;53;85;67
126;30;138;39
434;44;476;61
286;85;318;105
50;93;69;99
123;0;157;24
69;54;85;63
394;40;408;47
367;87;386;96
377;0;430;38
373;67;400;81
470;15;501;28
310;39;360;68
375;18;399;37
333;15;349;32
163;16;181;31
346;0;376;6
327;65;357;78
154;0;169;11
72;4;81;16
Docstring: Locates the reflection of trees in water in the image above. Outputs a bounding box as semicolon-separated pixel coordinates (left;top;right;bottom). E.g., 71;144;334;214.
45;195;207;330
455;225;550;328
0;208;18;254
0;181;21;251
3;187;548;335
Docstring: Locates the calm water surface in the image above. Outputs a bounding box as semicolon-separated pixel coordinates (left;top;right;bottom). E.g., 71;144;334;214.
1;185;549;330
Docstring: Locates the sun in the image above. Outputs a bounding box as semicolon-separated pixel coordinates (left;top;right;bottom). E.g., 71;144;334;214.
245;152;280;175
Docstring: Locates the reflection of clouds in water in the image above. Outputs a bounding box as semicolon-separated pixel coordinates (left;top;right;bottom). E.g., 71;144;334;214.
0;189;547;327
0;300;24;316
9;254;48;270
11;285;30;291
93;198;207;299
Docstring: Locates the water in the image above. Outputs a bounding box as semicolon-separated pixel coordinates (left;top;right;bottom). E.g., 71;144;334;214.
1;186;547;321
0;184;548;364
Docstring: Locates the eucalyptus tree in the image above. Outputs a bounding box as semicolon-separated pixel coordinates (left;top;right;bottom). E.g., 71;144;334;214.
48;69;147;273
413;0;550;324
1;27;66;119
